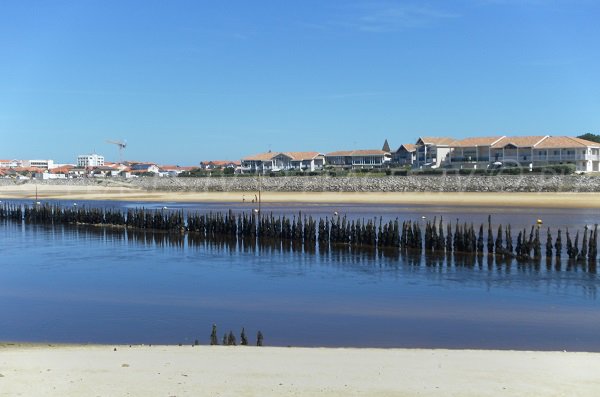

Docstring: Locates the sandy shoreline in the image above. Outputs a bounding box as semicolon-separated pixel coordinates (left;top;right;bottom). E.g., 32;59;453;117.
2;184;600;208
0;344;598;396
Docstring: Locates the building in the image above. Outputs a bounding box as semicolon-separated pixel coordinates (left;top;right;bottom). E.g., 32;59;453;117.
200;160;241;170
0;159;22;168
23;159;55;169
414;137;455;168
271;152;325;172
325;150;391;169
531;136;600;172
241;152;277;173
35;172;67;180
158;165;197;177
392;144;416;166
91;166;121;177
241;151;325;173
50;165;74;176
77;154;105;168
445;136;506;169
444;135;600;172
129;163;160;174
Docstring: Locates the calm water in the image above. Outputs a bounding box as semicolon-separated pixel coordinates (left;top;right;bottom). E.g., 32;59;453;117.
0;200;599;350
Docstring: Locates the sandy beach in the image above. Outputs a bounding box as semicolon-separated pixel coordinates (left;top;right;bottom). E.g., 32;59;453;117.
0;344;598;397
2;183;600;208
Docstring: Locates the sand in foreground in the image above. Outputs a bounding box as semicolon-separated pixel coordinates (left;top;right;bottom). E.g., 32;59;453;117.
0;345;599;397
2;184;600;208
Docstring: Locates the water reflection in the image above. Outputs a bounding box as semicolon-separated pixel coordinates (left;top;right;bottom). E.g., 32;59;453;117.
9;220;598;285
1;219;599;349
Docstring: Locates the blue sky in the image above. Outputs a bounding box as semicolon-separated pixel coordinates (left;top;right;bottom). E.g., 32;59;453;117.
1;0;599;165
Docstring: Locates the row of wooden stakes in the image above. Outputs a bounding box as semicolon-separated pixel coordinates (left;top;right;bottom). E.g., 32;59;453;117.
0;202;597;262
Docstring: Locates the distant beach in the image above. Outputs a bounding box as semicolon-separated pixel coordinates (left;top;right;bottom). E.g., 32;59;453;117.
2;180;600;208
1;344;599;397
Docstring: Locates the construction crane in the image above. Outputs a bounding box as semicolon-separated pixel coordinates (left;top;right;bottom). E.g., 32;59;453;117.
106;139;127;163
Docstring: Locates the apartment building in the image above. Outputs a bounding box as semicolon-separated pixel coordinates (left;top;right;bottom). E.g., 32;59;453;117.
325;150;391;169
445;135;600;172
414;137;455;168
77;153;105;168
445;136;507;169
391;144;416;166
532;136;600;172
23;159;55;169
241;151;325;173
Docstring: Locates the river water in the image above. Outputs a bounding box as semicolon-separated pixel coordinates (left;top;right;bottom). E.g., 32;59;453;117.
0;199;599;350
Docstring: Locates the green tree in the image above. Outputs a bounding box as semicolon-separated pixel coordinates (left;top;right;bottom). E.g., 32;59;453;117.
577;133;600;143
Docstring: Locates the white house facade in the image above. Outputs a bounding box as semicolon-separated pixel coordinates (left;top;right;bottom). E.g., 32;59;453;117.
77;154;105;168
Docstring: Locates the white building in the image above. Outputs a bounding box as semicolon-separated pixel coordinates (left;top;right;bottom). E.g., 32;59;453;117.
23;159;55;169
0;159;22;168
414;137;455;168
392;144;417;166
241;151;326;173
443;135;600;172
325;150;391;169
77;154;105;168
34;172;67;180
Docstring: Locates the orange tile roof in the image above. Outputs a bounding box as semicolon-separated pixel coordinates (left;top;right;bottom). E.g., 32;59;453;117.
326;150;389;156
418;137;455;146
396;144;416;152
281;152;323;161
242;152;279;161
13;166;44;173
535;136;600;149
50;166;74;174
201;160;241;166
326;150;353;157
491;136;549;148
352;149;389;156
450;136;506;147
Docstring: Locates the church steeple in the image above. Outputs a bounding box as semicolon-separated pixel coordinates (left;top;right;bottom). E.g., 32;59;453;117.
382;139;391;152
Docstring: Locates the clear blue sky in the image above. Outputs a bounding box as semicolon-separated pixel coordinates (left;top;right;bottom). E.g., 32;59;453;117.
1;0;598;165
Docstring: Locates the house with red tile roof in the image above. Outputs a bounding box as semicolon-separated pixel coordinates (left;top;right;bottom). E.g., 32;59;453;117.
443;135;600;172
531;136;600;172
0;159;22;168
200;160;241;170
50;165;74;175
325;149;391;169
445;136;507;169
414;137;455;168
392;144;416;166
129;162;160;174
241;151;325;173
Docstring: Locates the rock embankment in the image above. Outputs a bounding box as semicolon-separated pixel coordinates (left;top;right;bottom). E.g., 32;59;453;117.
1;174;599;192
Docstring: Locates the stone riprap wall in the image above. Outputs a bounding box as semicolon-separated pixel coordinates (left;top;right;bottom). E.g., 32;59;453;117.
1;175;599;192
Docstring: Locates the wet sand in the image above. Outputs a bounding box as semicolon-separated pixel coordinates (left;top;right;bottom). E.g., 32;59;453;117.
0;344;598;397
1;184;600;208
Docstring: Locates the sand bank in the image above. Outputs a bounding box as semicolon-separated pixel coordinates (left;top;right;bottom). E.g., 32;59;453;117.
0;344;598;397
1;184;600;208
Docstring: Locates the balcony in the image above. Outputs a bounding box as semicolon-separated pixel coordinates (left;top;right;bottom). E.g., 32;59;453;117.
533;154;590;161
449;157;490;163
